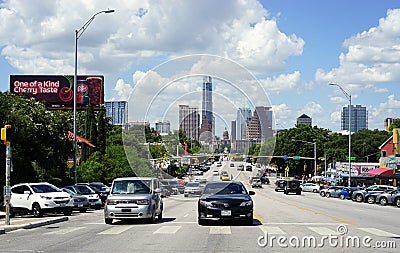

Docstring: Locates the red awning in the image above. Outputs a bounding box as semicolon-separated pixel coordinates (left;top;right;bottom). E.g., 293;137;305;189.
366;167;394;176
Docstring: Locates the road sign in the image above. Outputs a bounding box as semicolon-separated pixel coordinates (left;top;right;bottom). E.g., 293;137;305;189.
346;156;356;161
283;155;288;160
292;156;300;160
285;166;289;172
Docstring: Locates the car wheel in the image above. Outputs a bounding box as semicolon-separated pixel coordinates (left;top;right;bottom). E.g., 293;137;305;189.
379;197;388;206
367;196;375;204
32;203;43;217
339;194;345;200
355;194;363;202
320;192;325;197
313;189;317;193
105;218;113;224
184;194;188;197
63;207;72;216
395;198;400;208
326;192;331;198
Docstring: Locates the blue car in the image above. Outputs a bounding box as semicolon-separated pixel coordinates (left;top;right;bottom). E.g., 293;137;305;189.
337;187;363;200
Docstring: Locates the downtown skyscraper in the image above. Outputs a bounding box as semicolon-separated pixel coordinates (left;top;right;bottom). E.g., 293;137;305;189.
200;76;214;139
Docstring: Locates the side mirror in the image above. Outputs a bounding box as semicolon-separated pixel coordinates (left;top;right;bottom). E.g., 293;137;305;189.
154;188;162;194
248;191;255;195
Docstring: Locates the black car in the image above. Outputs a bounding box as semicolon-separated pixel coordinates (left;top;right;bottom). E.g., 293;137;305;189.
88;182;110;205
284;180;301;195
275;180;286;192
198;181;255;225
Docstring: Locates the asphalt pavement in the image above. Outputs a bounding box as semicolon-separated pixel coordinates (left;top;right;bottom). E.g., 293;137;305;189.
0;211;68;234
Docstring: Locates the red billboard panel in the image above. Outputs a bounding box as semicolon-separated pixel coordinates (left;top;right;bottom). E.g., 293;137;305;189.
10;75;104;110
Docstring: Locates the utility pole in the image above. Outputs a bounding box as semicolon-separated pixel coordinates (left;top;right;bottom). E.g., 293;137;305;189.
1;124;12;225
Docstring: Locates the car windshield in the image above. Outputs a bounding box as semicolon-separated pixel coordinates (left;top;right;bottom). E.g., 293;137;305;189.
90;184;108;191
112;180;152;194
76;185;95;194
203;183;247;195
186;182;199;187
31;184;61;193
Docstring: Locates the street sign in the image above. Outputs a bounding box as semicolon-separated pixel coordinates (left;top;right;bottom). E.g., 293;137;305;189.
346;156;356;161
292;156;300;160
283;155;288;160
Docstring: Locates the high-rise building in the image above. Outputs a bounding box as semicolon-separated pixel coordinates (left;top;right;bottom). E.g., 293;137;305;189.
155;121;170;135
179;105;200;140
201;76;214;136
105;101;128;126
247;106;273;143
236;107;252;140
297;114;312;126
341;105;368;133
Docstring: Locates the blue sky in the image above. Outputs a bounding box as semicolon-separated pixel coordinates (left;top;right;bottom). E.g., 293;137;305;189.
1;0;400;136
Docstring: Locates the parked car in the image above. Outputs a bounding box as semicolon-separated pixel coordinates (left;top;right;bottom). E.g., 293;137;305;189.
320;186;342;197
284;180;301;195
104;177;163;224
184;182;203;197
260;175;270;184
352;185;397;202
212;170;220;176
64;185;102;210
376;188;400;206
337;187;363;200
79;182;109;205
275;180;286;192
10;182;73;217
300;183;320;193
325;186;345;198
237;164;244;171
246;165;253;171
62;188;90;212
365;189;394;204
160;180;178;195
198;181;254;225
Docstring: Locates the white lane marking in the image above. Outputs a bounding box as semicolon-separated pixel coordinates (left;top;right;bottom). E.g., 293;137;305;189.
44;227;85;235
153;226;182;234
308;227;338;236
98;225;135;235
263;223;340;226
259;226;286;235
209;226;231;234
358;228;400;237
184;214;189;218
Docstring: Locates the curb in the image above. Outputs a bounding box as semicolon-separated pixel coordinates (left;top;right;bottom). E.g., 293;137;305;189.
0;216;68;234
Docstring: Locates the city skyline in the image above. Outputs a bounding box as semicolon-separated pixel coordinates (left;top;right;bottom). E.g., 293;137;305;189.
0;1;399;132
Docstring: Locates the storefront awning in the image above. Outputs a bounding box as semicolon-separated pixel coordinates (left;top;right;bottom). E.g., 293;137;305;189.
366;167;394;176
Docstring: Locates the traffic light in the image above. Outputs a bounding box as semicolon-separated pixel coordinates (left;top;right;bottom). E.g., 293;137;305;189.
1;125;12;144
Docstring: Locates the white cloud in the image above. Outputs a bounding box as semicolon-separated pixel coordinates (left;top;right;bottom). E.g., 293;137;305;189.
110;79;132;101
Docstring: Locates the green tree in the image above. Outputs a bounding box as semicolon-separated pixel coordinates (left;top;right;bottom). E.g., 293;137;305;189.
388;119;400;132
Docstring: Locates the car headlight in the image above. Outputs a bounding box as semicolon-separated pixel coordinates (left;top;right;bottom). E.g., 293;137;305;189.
137;199;150;205
199;200;213;207
240;200;253;207
40;195;52;200
105;199;119;205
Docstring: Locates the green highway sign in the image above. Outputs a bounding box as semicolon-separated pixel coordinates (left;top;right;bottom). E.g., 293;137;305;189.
292;156;300;160
346;156;356;161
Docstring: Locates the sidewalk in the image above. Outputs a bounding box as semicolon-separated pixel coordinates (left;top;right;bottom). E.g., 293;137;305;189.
0;211;68;234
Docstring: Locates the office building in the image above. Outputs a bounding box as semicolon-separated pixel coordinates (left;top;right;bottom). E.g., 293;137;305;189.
297;114;312;126
236;107;252;140
179;105;200;140
247;106;273;143
200;76;214;137
155;121;170;135
342;105;368;133
105;101;128;126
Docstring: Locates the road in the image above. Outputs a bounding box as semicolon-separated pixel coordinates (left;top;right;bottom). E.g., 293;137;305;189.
0;161;399;252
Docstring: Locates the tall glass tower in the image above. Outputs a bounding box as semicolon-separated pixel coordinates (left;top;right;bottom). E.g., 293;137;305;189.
201;76;213;135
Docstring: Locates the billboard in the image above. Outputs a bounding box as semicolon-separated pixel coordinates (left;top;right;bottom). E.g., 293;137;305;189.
10;75;104;110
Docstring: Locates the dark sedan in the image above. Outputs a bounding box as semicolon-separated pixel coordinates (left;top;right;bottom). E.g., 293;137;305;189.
198;181;254;225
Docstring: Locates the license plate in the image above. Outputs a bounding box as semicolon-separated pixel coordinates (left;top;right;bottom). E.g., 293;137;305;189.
121;209;131;212
221;210;231;216
78;204;83;207
59;203;65;207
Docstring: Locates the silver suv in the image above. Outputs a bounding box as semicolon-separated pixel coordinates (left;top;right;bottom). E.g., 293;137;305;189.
104;177;163;224
10;182;73;217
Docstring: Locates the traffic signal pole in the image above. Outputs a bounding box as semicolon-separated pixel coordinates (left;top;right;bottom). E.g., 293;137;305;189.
1;124;12;225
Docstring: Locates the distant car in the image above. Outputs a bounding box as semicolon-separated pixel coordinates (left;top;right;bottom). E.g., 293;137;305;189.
62;188;90;212
160;180;185;194
337;187;362;200
251;178;262;188
325;186;345;198
320;186;342;197
246;165;252;171
216;162;222;167
301;183;320;193
237;164;244;171
376;189;400;206
213;170;220;176
260;175;270;184
82;182;109;205
230;163;235;167
284;180;301;195
275;180;286;192
184;182;203;197
220;171;230;181
352;185;397;202
198;181;254;225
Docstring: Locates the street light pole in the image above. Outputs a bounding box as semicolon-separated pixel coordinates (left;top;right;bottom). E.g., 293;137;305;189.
73;9;114;185
291;139;317;177
329;83;352;187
